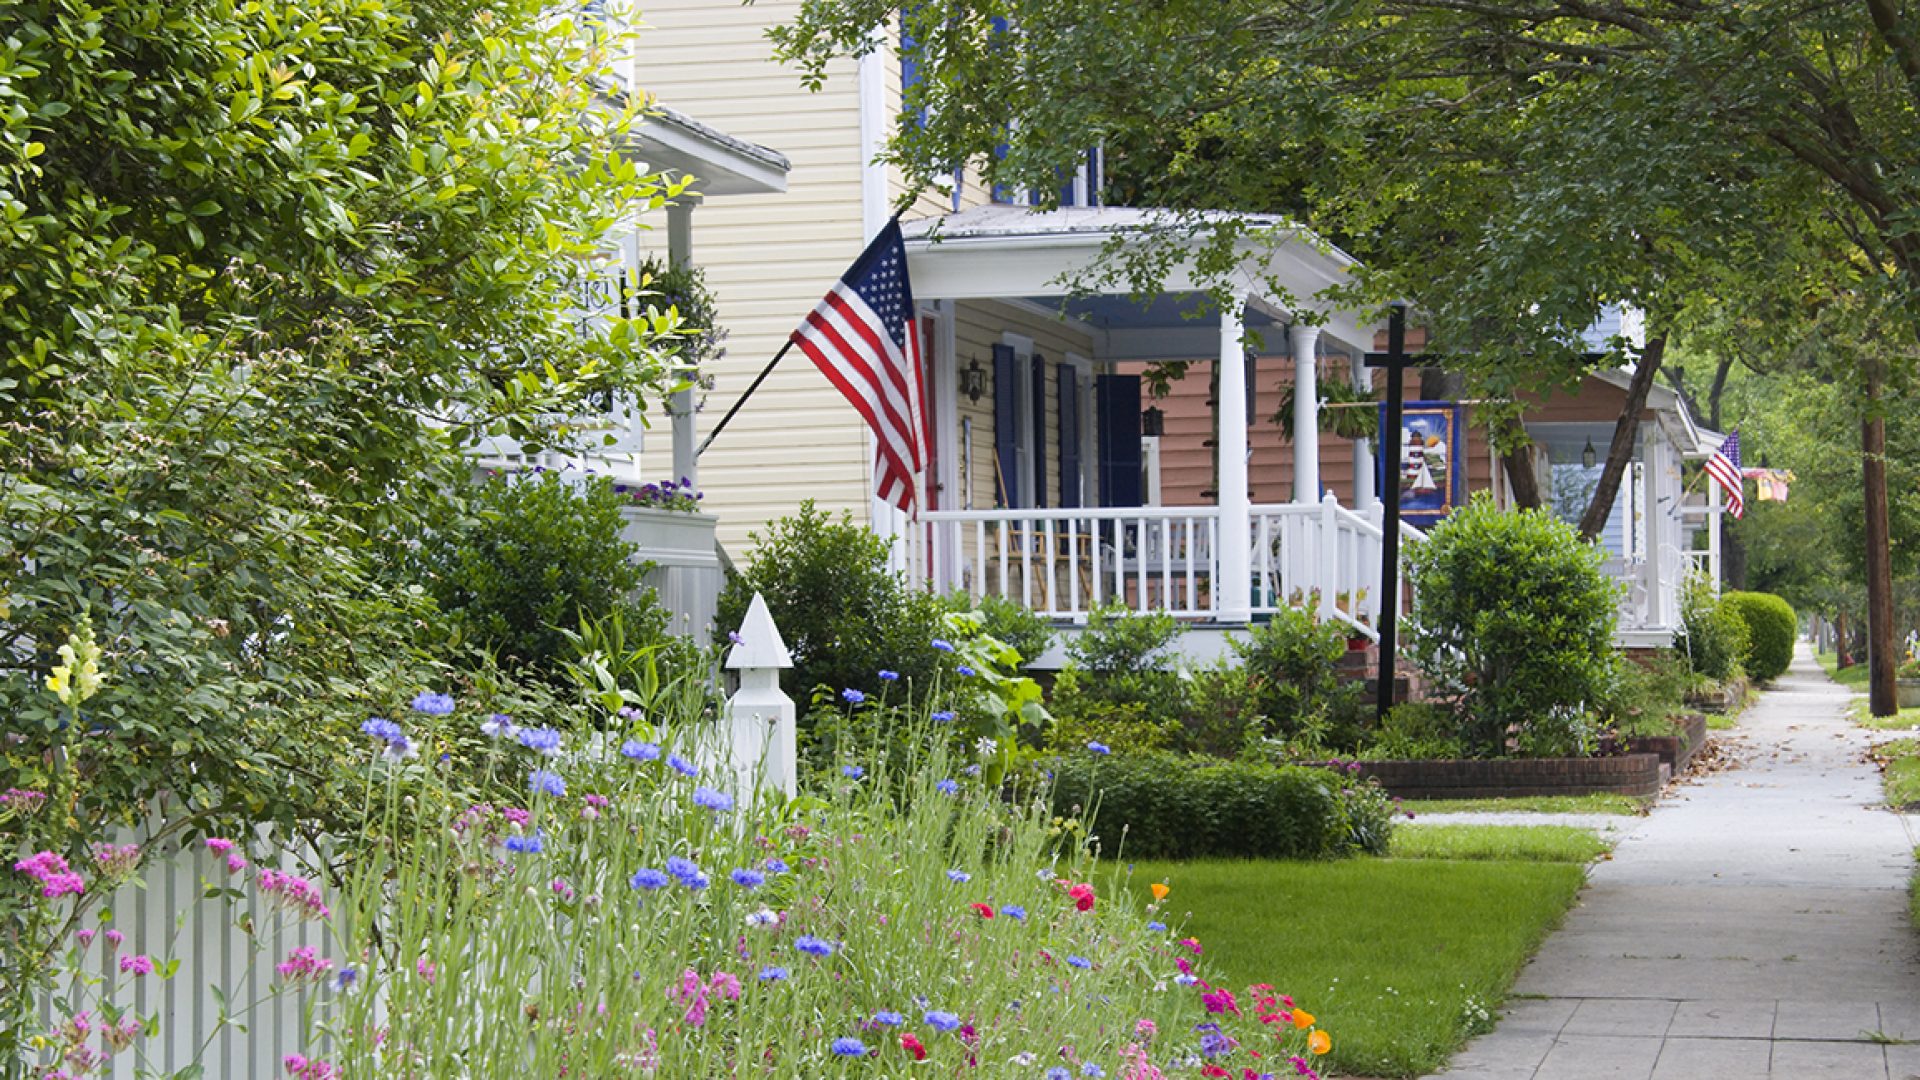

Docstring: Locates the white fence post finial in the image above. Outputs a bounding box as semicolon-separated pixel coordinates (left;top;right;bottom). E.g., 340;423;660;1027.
725;592;796;799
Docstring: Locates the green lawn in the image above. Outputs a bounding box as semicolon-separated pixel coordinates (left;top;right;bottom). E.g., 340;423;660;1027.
1819;649;1870;689
1871;737;1920;808
1390;824;1613;863
1850;700;1920;732
1707;712;1740;731
1125;832;1591;1077
1403;792;1651;816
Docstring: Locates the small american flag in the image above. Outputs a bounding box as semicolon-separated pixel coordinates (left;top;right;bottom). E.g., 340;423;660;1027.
1705;430;1745;519
791;219;927;513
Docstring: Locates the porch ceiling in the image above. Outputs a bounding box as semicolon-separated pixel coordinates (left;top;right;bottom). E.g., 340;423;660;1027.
1036;293;1288;361
903;206;1378;352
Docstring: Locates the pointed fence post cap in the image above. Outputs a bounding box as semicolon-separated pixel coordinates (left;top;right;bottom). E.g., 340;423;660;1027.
726;592;792;670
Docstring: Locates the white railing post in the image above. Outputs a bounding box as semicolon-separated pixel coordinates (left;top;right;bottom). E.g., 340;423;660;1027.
1217;293;1253;621
1319;492;1340;620
1364;499;1385;628
1291;323;1322;504
724;593;796;799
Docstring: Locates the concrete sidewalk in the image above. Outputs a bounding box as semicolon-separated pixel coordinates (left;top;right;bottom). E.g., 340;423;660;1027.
1429;643;1920;1080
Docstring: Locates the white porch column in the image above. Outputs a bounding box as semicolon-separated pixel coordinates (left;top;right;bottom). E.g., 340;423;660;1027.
1217;293;1253;623
1292;324;1322;503
1707;473;1724;592
1350;351;1374;506
667;202;698;490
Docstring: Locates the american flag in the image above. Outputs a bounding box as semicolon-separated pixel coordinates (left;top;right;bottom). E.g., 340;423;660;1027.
1705;430;1745;519
791;219;927;513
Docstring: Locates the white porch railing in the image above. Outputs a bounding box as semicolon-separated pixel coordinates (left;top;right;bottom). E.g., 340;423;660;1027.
908;494;1424;638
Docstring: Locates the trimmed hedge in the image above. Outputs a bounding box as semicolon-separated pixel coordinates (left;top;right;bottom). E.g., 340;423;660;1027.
1047;753;1351;860
1724;591;1796;683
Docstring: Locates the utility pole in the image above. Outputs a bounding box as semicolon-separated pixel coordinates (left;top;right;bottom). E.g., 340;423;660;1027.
1863;363;1897;717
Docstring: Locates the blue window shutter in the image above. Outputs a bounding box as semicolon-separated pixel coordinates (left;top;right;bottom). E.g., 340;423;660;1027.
993;344;1019;507
1030;353;1047;507
900;14;926;129
1096;374;1142;507
1058;364;1081;508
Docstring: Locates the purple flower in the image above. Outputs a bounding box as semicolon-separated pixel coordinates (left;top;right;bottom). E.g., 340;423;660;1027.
794;935;835;957
946;869;970;883
1000;905;1026;921
842;764;865;780
410;692;456;715
923;1010;961;1032
528;769;566;797
931;710;955;723
730;868;766;889
1066;955;1091;969
931;639;954;653
1086;741;1111;756
621;740;661;762
872;1010;905;1026
360;717;403;743
1147;921;1167;932
665;856;708;890
667;754;698;777
758;966;789;982
831;1037;867;1057
517;727;563;756
629;868;670;891
692;786;732;812
728;630;745;646
764;857;790;874
504;833;544;854
956;665;976;677
936;779;959;796
878;670;899;682
1048;1069;1072;1080
481;714;517;738
842;688;865;705
381;736;418;762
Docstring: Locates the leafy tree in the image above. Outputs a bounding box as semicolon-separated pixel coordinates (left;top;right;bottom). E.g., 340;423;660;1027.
0;0;680;1051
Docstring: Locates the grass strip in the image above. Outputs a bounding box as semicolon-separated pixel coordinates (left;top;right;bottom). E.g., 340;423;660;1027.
1850;700;1920;732
1126;857;1586;1077
1819;649;1870;689
1390;824;1612;863
1402;792;1650;816
1870;737;1920;809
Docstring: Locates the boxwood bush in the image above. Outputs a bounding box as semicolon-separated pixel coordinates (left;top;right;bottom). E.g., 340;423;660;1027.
1046;752;1368;860
1679;575;1749;682
1723;591;1796;683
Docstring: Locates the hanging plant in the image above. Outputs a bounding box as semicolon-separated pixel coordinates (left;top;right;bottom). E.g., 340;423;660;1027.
634;256;725;370
1276;376;1379;441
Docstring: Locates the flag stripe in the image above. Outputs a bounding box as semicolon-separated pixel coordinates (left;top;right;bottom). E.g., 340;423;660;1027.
793;326;918;487
796;310;915;461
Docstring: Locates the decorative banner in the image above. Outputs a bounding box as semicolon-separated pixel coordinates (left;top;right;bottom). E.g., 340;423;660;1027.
1379;400;1467;526
1742;467;1794;503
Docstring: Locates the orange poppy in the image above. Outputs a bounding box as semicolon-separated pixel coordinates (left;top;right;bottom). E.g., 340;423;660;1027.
1309;1030;1331;1056
1150;882;1170;901
1292;1010;1316;1030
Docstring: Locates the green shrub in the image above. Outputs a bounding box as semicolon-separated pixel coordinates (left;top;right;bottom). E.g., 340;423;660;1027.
412;472;655;673
1361;702;1467;760
1045;668;1185;753
1598;653;1694;738
942;592;1056;667
1047;752;1367;859
1232;607;1366;750
1404;496;1619;757
1723;591;1796;683
715;502;946;701
1679;576;1749;682
1052;602;1190;722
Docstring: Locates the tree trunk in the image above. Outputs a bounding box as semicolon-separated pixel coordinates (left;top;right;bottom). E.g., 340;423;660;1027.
1577;334;1667;541
1722;516;1748;590
1836;610;1852;667
1501;446;1543;509
1863;364;1898;716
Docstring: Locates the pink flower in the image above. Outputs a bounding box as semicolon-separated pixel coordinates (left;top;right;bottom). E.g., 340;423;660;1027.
283;1055;308;1075
274;946;333;984
416;957;437;983
205;838;235;855
1134;1019;1157;1042
91;843;140;876
103;929;123;950
226;854;248;874
119;954;155;976
74;929;97;947
1179;937;1203;956
708;971;742;1001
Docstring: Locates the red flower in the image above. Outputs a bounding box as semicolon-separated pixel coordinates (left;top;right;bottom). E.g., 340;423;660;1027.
900;1033;927;1061
1068;883;1096;912
1201;1066;1230;1078
970;902;994;919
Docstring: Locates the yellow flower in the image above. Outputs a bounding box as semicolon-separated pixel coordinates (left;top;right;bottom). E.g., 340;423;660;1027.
45;666;70;703
1309;1030;1331;1056
1292;1009;1316;1030
46;618;103;706
1150;882;1170;902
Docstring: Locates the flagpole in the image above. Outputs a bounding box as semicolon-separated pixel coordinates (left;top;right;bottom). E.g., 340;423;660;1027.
695;208;914;461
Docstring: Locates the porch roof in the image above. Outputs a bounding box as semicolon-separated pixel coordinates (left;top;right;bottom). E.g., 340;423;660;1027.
902;206;1378;353
611;96;791;197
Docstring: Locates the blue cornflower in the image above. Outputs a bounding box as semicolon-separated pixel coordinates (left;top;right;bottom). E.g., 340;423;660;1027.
878;669;899;682
764;857;790;874
946;869;970;883
936;778;959;796
830;1037;866;1057
1086;741;1111;756
620;740;661;762
872;1010;904;1026
923;1010;961;1032
332;967;359;993
1199;1031;1233;1058
517;727;563;756
410;691;455;715
381;736;417;763
527;768;566;797
1000;904;1026;921
842;688;866;705
931;710;955;723
963;764;982;777
956;665;976;677
1047;1069;1072;1080
692;786;733;812
665;855;709;890
931;639;954;653
1066;955;1091;969
842;764;865;780
730;868;766;889
794;935;835;957
629;868;669;891
1147;921;1167;932
757;966;789;982
361;717;403;743
667;753;698;777
481;713;516;738
1082;1065;1105;1078
503;832;543;854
